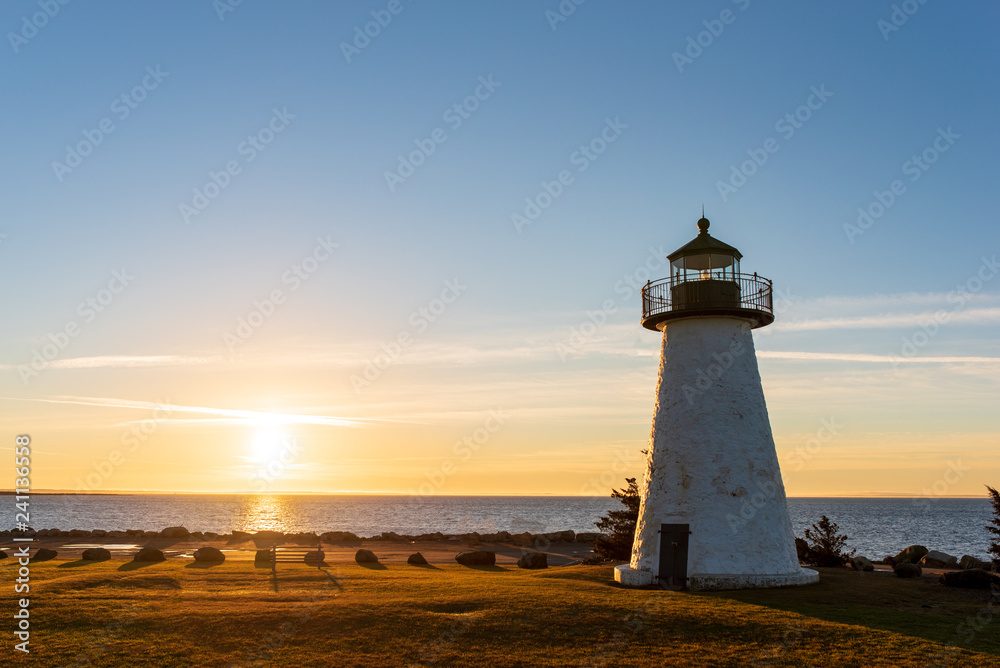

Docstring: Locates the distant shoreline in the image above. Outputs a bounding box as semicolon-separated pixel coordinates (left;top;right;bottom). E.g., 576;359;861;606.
0;490;990;498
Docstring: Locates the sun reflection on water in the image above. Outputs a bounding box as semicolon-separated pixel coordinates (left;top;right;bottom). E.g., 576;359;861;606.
232;495;292;533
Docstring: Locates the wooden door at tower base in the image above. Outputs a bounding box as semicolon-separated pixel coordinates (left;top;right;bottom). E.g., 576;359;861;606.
658;523;690;590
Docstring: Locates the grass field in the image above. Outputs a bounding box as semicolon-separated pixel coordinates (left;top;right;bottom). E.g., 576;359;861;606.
6;557;1000;667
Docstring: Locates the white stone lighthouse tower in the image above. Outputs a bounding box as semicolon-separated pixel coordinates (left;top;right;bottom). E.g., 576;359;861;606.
614;216;818;590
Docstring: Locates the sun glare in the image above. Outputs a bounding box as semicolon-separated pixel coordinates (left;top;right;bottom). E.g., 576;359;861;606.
250;428;288;463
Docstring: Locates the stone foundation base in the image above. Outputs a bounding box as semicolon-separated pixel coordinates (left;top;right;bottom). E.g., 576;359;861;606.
614;564;654;586
614;565;819;590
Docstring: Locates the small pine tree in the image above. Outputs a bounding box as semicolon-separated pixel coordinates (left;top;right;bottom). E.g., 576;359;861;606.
593;477;640;561
987;485;1000;571
802;515;855;567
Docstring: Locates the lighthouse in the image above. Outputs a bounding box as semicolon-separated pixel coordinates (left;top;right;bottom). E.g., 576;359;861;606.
614;216;818;590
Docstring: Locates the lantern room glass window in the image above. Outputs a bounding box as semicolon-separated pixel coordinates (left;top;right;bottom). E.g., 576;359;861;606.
670;253;740;283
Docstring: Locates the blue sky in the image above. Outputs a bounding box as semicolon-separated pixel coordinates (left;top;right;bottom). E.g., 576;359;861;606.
1;1;998;495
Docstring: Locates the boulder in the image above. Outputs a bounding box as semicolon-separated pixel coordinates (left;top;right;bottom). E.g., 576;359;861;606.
320;531;361;544
407;552;428;566
940;569;998;590
455;550;496;566
959;555;991;571
512;532;534;546
517;552;548;569
254;549;273;564
91;529;107;538
31;548;58;562
893;545;928;565
920;550;959;569
82;548;111;561
548;530;575;543
0;550;7;559
204;532;219;540
231;530;251;540
894;562;922;579
850;556;875;572
355;549;379;564
132;547;165;562
158;526;190;539
381;531;403;541
575;532;604;543
193;547;225;563
253;530;284;544
795;538;811;562
303;550;325;565
69;529;90;538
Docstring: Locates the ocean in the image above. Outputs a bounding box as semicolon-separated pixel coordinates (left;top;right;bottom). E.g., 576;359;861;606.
15;494;995;561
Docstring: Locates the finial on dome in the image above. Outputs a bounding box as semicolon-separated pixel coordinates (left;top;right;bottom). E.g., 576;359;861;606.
697;214;710;233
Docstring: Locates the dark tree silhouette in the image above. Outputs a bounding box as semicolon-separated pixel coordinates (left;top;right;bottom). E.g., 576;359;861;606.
802;515;855;567
987;485;1000;570
593;477;640;561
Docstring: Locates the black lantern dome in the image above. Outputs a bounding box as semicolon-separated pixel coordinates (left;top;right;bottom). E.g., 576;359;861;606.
641;217;774;331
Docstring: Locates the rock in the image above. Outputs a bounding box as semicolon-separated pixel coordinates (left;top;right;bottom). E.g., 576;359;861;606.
575;532;604;543
512;532;534;546
204;532;219;540
851;556;875;572
190;531;204;540
158;526;190;539
517;552;548;569
959;555;991;570
894;562;922;578
82;548;111;561
91;529;107;538
193;547;225;563
940;569;999;589
31;548;58;562
455;550;496;566
795;538;811;562
892;545;928;565
231;530;251;540
132;547;165;562
254;530;284;543
407;552;428;565
0;550;7;559
881;556;896;566
920;550;959;569
69;529;90;538
381;531;403;541
303;550;325;565
320;531;361;544
355;549;379;564
254;549;272;564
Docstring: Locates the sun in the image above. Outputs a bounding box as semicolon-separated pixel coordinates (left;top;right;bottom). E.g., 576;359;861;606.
249;427;289;463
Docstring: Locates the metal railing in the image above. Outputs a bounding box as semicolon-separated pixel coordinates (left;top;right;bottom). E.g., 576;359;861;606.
641;273;773;322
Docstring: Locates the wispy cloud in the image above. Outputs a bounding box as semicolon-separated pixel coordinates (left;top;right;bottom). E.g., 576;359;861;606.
773;307;1000;332
758;351;1000;364
0;395;379;428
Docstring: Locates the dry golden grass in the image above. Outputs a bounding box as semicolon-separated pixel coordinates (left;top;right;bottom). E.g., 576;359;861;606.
5;557;999;667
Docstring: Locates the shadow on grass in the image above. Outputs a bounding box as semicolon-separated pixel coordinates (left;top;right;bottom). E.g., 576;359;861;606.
357;562;388;570
184;561;224;569
117;560;164;572
456;564;505;572
57;559;108;568
409;563;442;570
692;567;1000;657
